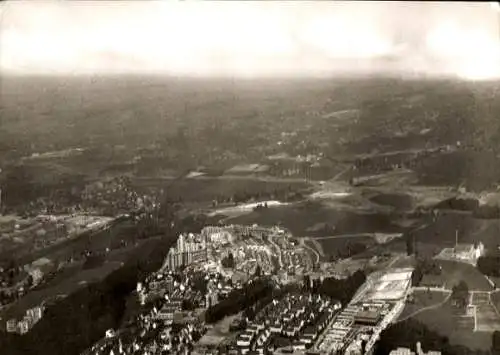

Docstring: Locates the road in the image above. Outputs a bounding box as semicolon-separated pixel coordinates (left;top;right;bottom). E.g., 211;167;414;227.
299;238;320;264
312;233;376;240
268;235;283;269
134;173;312;185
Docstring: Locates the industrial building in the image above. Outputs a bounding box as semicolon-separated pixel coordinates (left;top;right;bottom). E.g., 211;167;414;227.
314;268;413;355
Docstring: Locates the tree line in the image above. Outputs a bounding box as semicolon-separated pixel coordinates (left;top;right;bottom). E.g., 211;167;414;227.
303;270;366;306
477;255;500;278
434;197;500;219
204;278;274;324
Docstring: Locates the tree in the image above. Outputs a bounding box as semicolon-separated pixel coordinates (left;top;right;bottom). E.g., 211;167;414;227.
254;265;262;278
406;234;415;256
303;275;311;291
411;265;423;287
221;253;235;268
182;299;196;311
451;281;469;309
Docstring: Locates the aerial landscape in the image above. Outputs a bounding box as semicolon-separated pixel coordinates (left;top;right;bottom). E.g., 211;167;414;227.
2;1;500;355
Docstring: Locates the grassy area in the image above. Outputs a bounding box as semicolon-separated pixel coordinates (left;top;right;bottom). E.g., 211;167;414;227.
411;213;500;251
318;236;377;259
227;201;403;238
420;260;492;291
489;291;500;315
414;300;491;350
398;289;449;321
198;313;241;347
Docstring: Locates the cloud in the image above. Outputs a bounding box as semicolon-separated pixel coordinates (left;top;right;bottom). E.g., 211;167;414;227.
0;1;498;78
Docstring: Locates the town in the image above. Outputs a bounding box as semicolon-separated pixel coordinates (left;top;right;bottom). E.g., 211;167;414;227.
64;224;428;355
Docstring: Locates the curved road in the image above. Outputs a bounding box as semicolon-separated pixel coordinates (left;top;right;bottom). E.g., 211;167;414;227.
299;238;320;264
268;235;283;269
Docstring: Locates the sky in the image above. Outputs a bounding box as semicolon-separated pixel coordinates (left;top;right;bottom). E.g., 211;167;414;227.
1;1;500;79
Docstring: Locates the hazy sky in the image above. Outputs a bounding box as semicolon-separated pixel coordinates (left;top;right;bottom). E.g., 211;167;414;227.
1;1;499;79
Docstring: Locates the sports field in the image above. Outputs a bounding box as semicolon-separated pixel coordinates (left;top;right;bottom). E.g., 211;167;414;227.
471;292;500;332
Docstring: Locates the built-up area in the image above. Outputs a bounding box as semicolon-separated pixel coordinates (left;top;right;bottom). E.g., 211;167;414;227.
80;224;441;355
313;268;413;355
83;224;318;355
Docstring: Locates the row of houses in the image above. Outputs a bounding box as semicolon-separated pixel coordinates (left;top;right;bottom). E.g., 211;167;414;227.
6;305;44;335
231;294;341;354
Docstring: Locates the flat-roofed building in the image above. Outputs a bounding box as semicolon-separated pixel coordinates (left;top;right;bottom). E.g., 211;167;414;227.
354;310;382;326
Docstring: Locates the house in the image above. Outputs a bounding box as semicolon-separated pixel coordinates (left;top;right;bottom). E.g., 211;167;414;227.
6;319;17;333
270;323;283;333
18;319;30;335
292;341;306;351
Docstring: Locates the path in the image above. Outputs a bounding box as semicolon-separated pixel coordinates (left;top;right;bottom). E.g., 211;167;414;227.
313;233;376;240
387;255;401;268
396;290;452;323
330;165;352;182
134;173;311;185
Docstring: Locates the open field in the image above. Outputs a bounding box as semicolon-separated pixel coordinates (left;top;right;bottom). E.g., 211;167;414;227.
316;235;377;258
413;300;491;350
198;313;241;347
420;260;492;291
410;213;500;250
226;201;404;239
398;289;449;321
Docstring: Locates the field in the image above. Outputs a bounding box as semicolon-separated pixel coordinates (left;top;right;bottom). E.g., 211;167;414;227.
410;213;500;250
316;235;377;259
398;289;449;321
226;201;404;238
420;260;492;291
198;313;241;348
413;300;491;350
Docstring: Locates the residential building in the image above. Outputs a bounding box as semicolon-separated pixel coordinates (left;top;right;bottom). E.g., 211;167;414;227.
18;319;30;335
164;233;208;270
6;319;17;333
390;342;442;355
